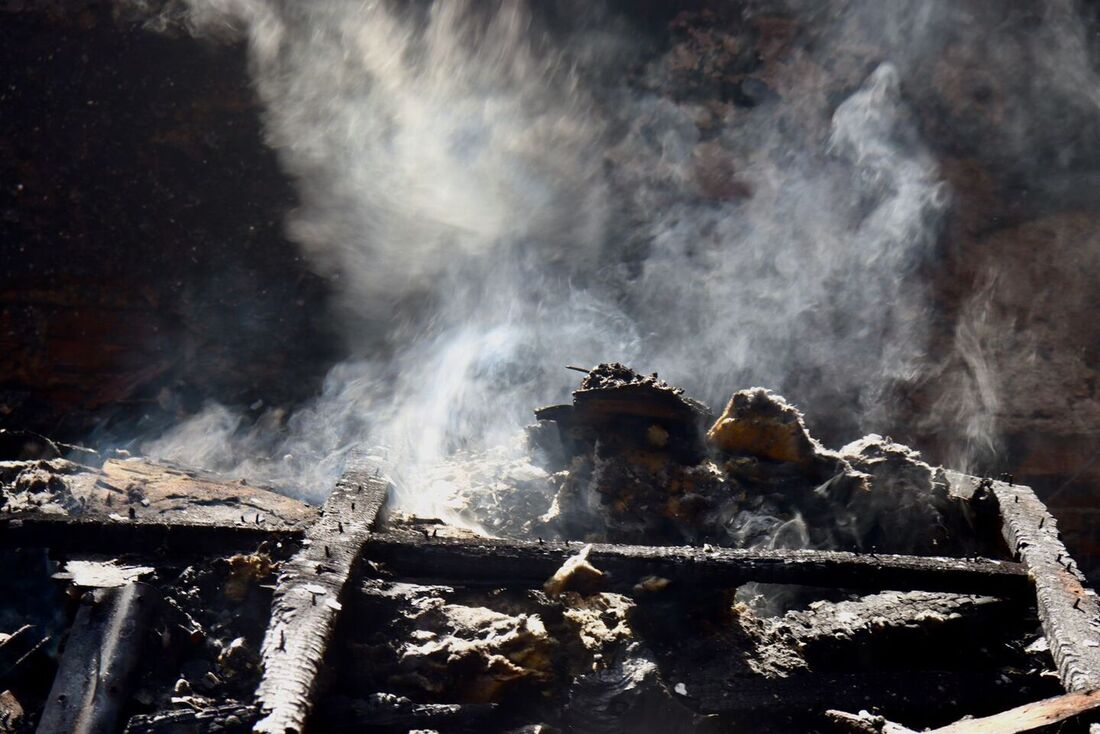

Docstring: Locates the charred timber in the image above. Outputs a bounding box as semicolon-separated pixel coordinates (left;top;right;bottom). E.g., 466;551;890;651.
829;688;1100;734
364;534;1030;596
0;518;1030;597
0;513;300;556
123;703;257;733
252;461;390;734
124;699;496;734
984;477;1100;694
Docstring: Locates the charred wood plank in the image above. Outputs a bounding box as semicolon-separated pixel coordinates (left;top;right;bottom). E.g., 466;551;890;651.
365;534;1030;596
124;703;257;733
36;582;158;734
1;514;1025;597
0;513;301;556
931;688;1100;733
829;688;1100;734
253;462;390;734
989;478;1100;693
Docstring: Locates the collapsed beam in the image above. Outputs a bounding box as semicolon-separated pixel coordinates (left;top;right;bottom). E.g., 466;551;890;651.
365;533;1030;596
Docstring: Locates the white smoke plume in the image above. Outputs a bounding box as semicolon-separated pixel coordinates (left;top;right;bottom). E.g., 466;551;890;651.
135;0;1100;509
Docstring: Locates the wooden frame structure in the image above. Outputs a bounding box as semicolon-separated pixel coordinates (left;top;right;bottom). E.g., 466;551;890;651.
2;467;1098;733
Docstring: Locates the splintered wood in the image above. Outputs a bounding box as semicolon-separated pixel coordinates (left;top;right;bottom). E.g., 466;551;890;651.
252;462;390;734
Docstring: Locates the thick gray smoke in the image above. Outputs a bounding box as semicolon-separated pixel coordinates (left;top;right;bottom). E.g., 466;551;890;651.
134;0;1099;508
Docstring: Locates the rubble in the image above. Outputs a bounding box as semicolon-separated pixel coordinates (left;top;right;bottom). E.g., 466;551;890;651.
0;455;317;528
707;388;837;471
503;364;970;556
0;690;23;734
0;369;1079;732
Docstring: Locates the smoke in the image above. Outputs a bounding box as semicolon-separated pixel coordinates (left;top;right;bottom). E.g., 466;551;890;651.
132;0;1100;509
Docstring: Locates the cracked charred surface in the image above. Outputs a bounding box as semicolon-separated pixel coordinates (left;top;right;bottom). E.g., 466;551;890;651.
332;563;1053;733
0;456;316;529
990;478;1100;694
253;464;389;734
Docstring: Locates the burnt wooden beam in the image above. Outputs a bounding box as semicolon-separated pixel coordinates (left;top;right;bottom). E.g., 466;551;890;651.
0;515;1027;595
988;479;1100;694
253;461;390;734
830;688;1100;734
827;710;917;733
365;533;1030;596
0;513;301;556
36;582;158;734
932;688;1100;734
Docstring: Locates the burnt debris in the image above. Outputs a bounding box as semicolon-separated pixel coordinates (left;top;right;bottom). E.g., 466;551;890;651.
0;365;1097;732
517;364;972;558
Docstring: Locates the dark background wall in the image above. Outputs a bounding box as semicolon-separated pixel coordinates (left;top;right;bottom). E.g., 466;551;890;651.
0;1;339;440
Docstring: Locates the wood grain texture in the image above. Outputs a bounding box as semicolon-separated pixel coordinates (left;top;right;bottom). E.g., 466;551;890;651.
991;479;1100;693
253;462;389;734
831;689;1100;734
932;688;1100;733
0;512;301;556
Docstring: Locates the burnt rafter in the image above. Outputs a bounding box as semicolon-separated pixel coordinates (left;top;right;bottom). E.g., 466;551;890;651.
252;460;391;734
1;512;1029;596
365;533;1030;597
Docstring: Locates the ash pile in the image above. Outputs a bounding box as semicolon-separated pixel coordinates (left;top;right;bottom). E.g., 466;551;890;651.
443;363;978;560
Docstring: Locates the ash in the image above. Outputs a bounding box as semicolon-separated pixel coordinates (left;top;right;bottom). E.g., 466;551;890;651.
436;364;975;558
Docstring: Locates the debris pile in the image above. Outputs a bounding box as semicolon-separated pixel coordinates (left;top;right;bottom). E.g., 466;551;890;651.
448;364;973;557
0;368;1087;732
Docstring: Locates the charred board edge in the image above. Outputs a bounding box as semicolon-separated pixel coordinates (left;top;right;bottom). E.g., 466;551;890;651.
932;687;1100;734
0;513;302;555
988;478;1100;694
253;462;390;734
125;699;497;734
364;534;1030;596
124;702;258;733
